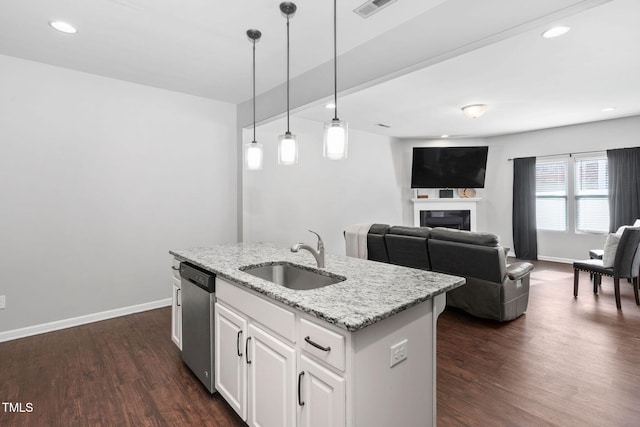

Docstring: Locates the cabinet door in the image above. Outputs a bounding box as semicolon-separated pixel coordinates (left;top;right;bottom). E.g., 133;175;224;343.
247;324;296;427
171;278;182;349
215;303;248;419
298;355;345;427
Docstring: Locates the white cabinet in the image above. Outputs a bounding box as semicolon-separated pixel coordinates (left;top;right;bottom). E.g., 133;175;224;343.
297;317;346;427
215;278;296;427
247;324;296;427
298;354;345;427
170;260;182;349
214;303;247;418
214;277;445;427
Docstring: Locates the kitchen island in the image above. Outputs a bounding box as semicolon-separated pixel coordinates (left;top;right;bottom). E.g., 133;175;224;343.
170;242;464;427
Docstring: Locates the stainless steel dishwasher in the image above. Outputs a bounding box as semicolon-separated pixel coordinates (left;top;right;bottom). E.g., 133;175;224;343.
179;262;216;393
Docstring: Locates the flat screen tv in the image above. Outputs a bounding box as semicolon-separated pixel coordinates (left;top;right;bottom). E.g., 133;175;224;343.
410;146;488;188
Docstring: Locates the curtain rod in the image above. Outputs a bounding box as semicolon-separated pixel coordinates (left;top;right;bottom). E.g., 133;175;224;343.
507;149;606;161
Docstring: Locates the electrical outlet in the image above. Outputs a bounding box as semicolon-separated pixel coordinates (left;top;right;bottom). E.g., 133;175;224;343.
0;295;5;309
390;339;408;367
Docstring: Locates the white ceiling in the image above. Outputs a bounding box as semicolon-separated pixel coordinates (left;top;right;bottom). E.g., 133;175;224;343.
295;0;640;138
1;0;638;138
0;0;447;103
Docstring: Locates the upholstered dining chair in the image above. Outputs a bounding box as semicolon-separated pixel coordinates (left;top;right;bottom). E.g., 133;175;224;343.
573;227;640;309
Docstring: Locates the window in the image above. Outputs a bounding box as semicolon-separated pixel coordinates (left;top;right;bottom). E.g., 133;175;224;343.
536;160;567;231
534;155;609;234
575;156;609;233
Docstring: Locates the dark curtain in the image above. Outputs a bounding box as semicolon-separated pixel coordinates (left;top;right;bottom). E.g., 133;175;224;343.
513;157;538;260
607;147;640;231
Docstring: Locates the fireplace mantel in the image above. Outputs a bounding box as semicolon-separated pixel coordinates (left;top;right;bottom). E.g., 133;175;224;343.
411;198;481;231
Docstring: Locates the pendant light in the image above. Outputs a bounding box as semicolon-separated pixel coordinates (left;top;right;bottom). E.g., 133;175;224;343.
278;2;298;165
323;0;348;160
245;29;263;170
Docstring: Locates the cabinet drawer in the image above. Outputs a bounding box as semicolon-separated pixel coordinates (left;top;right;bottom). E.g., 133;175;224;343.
172;258;181;279
217;278;295;343
299;318;345;371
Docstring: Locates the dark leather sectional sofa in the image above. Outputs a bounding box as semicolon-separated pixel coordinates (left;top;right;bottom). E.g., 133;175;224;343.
366;224;534;321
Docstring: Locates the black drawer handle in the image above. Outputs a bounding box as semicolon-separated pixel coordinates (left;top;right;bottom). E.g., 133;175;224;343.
298;371;305;406
304;336;331;352
236;331;243;357
171;266;180;271
246;336;252;364
176;288;181;307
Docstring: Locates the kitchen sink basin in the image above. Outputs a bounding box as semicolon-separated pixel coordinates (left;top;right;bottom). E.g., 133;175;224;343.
240;262;345;290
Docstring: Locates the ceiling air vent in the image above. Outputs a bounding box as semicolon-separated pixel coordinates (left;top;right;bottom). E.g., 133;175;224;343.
354;0;398;18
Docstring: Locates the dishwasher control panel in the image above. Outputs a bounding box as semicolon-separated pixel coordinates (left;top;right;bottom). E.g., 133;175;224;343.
179;262;215;292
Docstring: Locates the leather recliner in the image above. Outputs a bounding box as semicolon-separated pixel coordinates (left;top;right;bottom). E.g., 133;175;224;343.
364;224;534;321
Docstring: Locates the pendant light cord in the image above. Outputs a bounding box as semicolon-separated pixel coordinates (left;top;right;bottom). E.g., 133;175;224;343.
286;15;291;133
252;37;256;143
333;0;338;121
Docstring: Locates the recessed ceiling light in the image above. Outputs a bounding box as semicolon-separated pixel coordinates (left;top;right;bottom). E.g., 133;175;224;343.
325;102;336;109
542;26;570;39
49;20;78;34
441;135;449;138
601;107;616;113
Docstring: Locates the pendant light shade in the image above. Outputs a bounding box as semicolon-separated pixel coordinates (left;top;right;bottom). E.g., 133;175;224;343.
323;119;348;159
245;140;263;170
323;0;348;160
278;2;298;166
278;131;298;165
245;29;263;170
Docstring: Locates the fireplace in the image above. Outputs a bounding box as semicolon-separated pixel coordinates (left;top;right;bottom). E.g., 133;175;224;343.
412;197;480;231
420;210;471;230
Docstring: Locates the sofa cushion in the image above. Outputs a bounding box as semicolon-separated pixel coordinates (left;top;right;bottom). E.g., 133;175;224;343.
367;224;390;263
385;227;431;270
369;223;390;235
428;239;506;283
430;227;500;247
388;225;432;238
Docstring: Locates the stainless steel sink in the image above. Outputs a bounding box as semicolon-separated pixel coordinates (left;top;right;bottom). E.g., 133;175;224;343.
240;262;345;290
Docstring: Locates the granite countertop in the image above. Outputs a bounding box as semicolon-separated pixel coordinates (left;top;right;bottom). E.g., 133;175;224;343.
170;242;464;332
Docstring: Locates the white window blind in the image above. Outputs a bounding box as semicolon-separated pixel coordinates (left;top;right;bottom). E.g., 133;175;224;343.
536;160;567;231
575;156;609;233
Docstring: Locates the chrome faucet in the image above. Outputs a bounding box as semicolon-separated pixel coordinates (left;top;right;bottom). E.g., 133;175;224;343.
291;230;325;268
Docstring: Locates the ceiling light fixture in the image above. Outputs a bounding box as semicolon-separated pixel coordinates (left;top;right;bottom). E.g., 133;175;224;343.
245;29;263;171
461;104;488;119
601;107;616;113
49;20;78;34
542;26;570;39
441;135;449;138
278;2;298;166
323;0;348;160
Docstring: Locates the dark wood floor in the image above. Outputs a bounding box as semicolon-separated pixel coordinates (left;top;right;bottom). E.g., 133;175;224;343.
1;260;638;426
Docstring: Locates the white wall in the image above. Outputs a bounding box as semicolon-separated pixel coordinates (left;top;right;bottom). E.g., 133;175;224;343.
0;55;237;333
391;138;490;231
325;115;640;262
486;115;640;261
242;117;403;255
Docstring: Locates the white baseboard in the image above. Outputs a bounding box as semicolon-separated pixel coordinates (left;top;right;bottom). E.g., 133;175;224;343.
537;255;575;264
0;298;171;343
507;253;575;264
